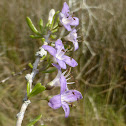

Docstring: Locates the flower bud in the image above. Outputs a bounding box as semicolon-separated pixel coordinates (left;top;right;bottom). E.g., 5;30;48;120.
48;9;55;24
36;47;47;57
45;82;55;90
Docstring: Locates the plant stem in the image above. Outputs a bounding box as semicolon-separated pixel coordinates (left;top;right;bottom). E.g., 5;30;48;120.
16;57;40;126
16;33;50;126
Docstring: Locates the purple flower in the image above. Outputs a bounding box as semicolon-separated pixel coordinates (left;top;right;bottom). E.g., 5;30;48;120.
46;64;75;90
65;29;79;51
48;77;83;117
42;39;78;69
60;2;79;31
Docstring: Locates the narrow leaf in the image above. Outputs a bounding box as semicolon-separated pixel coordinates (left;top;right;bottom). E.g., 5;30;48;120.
53;17;59;29
53;22;58;30
50;35;57;39
28;86;45;98
51;11;60;29
40;55;46;61
51;28;58;33
27;82;30;96
26;114;42;126
26;17;40;35
41;38;45;43
30;35;42;39
42;67;57;73
28;63;33;69
28;83;46;98
39;19;43;33
32;83;41;92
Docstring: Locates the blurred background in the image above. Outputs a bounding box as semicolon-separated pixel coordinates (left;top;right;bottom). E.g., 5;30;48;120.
0;0;126;126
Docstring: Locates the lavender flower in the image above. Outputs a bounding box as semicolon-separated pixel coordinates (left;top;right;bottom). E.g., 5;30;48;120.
42;39;78;69
48;76;83;117
65;29;79;51
46;64;75;90
60;2;79;31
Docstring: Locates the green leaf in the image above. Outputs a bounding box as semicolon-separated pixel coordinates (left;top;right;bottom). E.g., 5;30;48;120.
27;82;30;96
28;63;33;69
51;11;60;29
50;35;57;39
30;35;42;39
26;114;42;126
28;83;46;98
26;17;40;35
40;55;46;61
51;28;58;33
53;17;59;29
53;23;58;30
41;38;45;43
11;72;15;76
32;83;41;92
46;20;50;27
42;67;57;73
39;19;43;33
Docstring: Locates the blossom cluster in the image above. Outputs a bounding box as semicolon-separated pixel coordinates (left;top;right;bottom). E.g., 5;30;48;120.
42;2;83;118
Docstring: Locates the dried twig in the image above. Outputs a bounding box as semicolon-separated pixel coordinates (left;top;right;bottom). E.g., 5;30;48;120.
76;55;96;80
88;95;99;120
0;67;29;84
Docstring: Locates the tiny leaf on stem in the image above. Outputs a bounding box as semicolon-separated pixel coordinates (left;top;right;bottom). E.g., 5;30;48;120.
30;35;42;39
51;11;60;29
39;19;43;33
42;67;57;73
50;35;57;39
28;63;33;69
27;82;30;96
28;83;46;98
51;28;58;33
26;17;40;35
26;114;42;126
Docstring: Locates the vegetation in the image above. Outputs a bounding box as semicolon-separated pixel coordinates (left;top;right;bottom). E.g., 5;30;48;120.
0;0;126;125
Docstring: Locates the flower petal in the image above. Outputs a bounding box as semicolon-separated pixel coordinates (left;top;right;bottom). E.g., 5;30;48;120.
55;39;64;50
65;29;77;42
60;75;67;94
64;24;72;31
72;29;77;35
62;102;70;118
70;17;79;26
62;90;83;103
50;72;61;87
48;94;61;109
61;2;70;16
73;41;79;51
42;45;56;57
63;55;78;67
62;17;72;25
50;64;62;87
71;29;77;40
52;63;61;71
57;59;66;69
